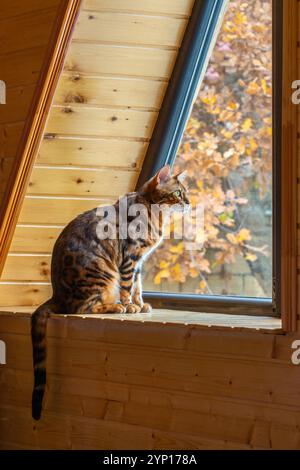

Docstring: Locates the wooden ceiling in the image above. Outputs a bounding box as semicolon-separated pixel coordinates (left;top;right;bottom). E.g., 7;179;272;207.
0;0;195;306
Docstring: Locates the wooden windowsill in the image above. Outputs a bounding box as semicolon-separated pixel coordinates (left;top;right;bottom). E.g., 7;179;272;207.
0;306;283;334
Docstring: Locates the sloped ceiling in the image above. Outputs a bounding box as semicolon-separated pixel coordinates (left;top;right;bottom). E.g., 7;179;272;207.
0;0;195;306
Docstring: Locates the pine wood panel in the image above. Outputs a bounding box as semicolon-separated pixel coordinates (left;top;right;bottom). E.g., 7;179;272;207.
83;0;194;17
0;0;66;224
6;330;300;410
0;283;51;306
65;43;177;79
2;255;51;282
0;0;60;19
37;138;148;169
46;106;158;139
73;11;188;48
0;122;25;159
0;8;59;55
2;329;299;409
19;197;112;225
28;167;139;197
0;85;36;125
0;47;46;88
0;0;190;304
0;158;16;189
0;314;298;450
54;74;167;110
10;226;63;254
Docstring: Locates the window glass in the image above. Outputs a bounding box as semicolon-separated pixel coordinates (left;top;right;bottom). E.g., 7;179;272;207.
144;0;272;298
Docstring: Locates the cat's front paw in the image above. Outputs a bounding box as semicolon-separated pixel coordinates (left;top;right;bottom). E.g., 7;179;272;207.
125;303;142;314
141;303;152;313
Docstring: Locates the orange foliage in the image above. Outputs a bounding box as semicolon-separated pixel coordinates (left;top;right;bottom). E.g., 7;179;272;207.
145;0;272;295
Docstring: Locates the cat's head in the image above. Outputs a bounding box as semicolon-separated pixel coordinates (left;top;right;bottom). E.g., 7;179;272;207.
139;165;190;211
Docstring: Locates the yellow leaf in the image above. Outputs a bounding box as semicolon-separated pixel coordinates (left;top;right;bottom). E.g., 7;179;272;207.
199;280;206;291
235;12;246;24
242;118;252;132
246;81;260;95
159;260;169;269
170;242;183;255
249;138;258;151
154;269;169;285
201;95;217;106
245;253;257;262
261;79;267;94
227;101;239;111
237;228;251;243
190;267;199;278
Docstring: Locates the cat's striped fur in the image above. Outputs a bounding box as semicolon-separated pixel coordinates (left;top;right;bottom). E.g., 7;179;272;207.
31;166;189;420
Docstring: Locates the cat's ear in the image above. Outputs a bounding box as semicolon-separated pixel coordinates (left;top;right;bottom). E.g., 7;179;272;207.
176;170;188;185
139;165;171;195
154;165;171;185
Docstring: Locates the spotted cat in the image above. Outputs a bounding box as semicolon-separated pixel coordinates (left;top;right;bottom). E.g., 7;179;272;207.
31;165;190;420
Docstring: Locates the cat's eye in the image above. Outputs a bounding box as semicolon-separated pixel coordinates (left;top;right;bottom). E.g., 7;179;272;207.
173;190;181;197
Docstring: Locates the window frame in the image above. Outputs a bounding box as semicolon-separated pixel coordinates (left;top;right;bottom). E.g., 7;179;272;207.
137;0;296;325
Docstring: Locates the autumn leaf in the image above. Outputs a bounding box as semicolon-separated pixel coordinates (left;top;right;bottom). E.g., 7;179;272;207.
245;253;258;262
237;228;252;243
199;280;207;291
154;269;170;285
242;118;252;132
170;242;184;255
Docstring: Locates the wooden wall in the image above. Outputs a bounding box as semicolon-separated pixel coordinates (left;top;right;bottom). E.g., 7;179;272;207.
0;0;63;204
0;312;299;450
0;0;194;306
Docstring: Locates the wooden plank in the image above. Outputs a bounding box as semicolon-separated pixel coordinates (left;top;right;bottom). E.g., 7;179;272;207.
10;226;62;253
0;0;83;288
0;283;51;306
0;158;15;190
73;11;188;48
37;137;148;169
0;8;58;55
0;405;71;449
28;167;139;197
54;74;167;110
65;43;177;79
123;400;253;445
0;441;38;450
2;331;300;408
3;364;299;434
0;0;60;19
0;122;24;159
83;0;194;17
0;47;45;88
0;85;36;125
70;415;153;450
1;255;52;282
280;0;298;332
19;196;113;225
46;106;157;139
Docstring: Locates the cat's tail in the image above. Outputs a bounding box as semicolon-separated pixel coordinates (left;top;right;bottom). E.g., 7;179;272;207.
31;299;56;420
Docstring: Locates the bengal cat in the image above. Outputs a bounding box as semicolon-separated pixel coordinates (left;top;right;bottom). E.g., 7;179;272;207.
31;165;190;420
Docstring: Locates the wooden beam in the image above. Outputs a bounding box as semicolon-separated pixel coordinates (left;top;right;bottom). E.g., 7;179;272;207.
0;0;83;277
281;0;298;332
